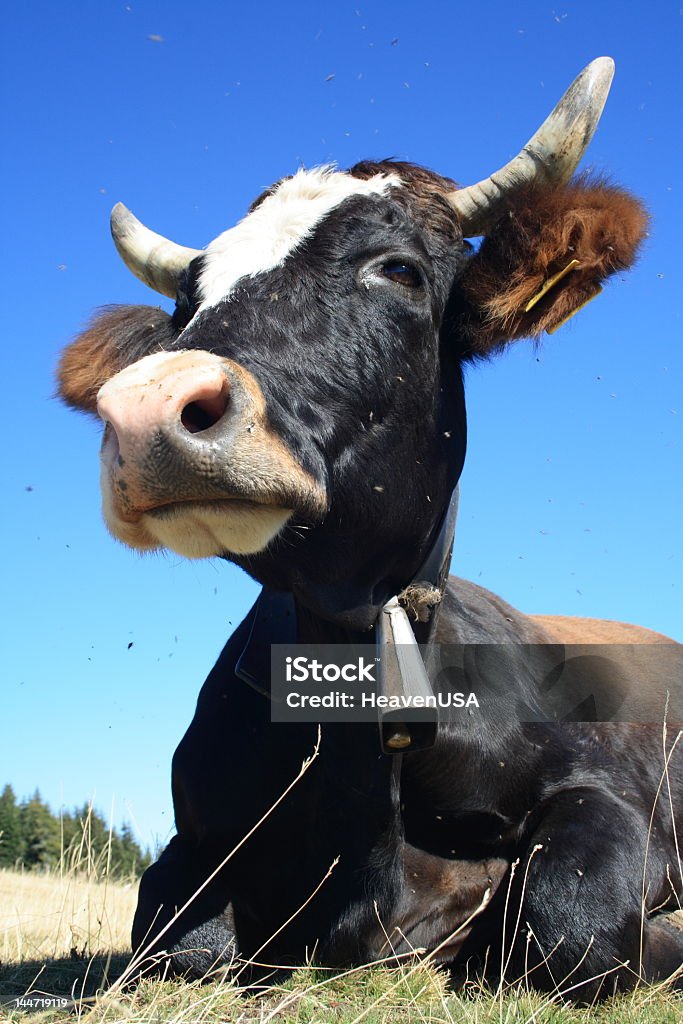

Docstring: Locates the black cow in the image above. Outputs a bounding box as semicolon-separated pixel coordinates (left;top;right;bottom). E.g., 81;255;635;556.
59;59;682;998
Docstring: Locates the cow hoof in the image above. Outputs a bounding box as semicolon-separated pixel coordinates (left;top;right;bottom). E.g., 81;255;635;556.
166;922;240;981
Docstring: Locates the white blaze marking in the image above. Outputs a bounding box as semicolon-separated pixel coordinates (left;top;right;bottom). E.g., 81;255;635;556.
195;166;399;312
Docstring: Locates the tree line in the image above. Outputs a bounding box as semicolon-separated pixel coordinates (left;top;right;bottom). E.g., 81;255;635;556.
0;784;152;879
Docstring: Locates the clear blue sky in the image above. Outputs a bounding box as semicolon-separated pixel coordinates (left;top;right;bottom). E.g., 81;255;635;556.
3;1;681;850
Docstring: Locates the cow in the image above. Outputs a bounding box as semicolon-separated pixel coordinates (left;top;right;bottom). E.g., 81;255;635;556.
58;58;682;999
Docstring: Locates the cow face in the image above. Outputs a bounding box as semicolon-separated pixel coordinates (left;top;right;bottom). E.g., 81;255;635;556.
59;164;474;623
59;62;648;626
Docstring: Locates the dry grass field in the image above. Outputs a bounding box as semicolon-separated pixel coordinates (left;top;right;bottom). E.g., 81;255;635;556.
0;866;136;964
1;859;682;1024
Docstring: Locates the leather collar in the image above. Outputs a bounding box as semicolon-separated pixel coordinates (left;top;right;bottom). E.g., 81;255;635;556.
235;486;460;752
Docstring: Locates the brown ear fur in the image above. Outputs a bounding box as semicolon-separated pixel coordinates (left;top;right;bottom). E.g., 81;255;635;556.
57;305;177;414
453;175;648;357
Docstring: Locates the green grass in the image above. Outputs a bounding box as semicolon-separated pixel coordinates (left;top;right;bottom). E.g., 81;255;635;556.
1;954;681;1022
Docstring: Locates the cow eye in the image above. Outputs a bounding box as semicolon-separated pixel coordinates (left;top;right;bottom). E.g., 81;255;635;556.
381;261;423;288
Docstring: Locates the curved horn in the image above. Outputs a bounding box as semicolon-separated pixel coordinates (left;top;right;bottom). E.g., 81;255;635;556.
110;203;202;298
449;57;615;237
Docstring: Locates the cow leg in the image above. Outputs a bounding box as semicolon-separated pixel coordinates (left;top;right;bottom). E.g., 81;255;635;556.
132;835;238;979
500;788;682;999
640;916;683;987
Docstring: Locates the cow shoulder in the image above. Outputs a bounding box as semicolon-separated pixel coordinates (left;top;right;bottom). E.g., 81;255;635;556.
530;615;678;645
436;577;553;643
438;577;678;646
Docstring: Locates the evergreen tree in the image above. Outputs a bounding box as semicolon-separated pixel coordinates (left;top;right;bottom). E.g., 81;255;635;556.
1;784;151;878
19;790;61;867
59;809;78;859
0;784;22;867
77;802;110;873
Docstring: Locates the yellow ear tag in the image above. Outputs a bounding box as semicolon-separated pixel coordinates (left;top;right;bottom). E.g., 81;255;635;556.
524;258;581;313
547;284;603;334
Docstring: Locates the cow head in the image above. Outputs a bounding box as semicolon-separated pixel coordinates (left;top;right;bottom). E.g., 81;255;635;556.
58;59;647;628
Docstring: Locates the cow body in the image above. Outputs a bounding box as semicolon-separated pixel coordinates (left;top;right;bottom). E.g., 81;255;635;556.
131;578;682;996
58;60;682;998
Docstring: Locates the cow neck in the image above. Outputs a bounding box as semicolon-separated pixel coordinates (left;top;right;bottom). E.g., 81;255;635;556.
235;485;459;717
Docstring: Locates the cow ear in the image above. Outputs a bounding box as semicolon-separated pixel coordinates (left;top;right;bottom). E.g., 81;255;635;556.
450;176;648;358
57;305;177;415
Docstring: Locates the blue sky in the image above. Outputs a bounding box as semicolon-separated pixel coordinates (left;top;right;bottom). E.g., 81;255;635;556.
3;1;681;849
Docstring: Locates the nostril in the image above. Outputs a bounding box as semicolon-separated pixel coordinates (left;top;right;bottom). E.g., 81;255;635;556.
180;386;230;434
101;421;121;465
